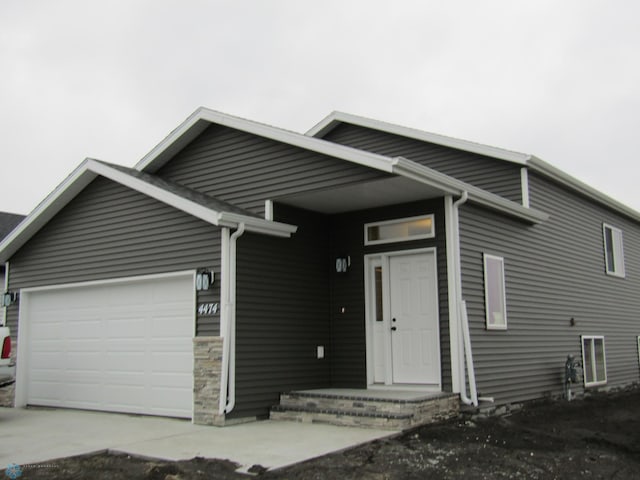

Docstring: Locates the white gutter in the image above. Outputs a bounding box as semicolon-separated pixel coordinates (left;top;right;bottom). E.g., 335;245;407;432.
224;222;245;414
451;191;478;406
445;196;461;393
459;300;478;406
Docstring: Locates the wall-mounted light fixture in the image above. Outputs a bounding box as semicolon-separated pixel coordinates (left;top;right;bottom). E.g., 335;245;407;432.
335;256;351;273
1;291;17;308
196;270;215;291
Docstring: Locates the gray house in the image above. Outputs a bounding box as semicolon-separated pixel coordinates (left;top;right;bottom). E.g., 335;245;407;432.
0;108;638;428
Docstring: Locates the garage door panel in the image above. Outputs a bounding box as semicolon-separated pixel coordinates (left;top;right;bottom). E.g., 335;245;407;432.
151;353;192;373
30;323;64;341
30;351;65;370
107;317;147;338
25;274;194;418
29;381;66;404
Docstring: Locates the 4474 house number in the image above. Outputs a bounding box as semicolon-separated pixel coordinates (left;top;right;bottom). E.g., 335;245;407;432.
198;303;219;315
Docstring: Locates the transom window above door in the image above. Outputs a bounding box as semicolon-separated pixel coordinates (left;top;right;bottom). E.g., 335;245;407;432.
365;214;435;245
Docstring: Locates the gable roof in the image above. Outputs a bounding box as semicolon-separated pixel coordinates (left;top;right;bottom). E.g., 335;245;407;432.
0;108;550;263
308;111;640;224
134;107;547;223
307;111;532;164
136;107;396;174
0;159;297;263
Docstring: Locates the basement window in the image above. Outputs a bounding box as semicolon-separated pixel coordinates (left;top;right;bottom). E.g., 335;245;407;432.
603;224;625;277
483;254;507;330
365;214;434;245
581;335;607;387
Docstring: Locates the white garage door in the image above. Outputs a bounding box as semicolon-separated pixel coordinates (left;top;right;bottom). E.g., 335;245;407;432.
23;273;194;418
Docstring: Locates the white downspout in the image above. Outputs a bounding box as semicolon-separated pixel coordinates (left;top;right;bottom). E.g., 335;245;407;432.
224;223;245;414
452;191;478;406
445;197;461;393
218;228;231;415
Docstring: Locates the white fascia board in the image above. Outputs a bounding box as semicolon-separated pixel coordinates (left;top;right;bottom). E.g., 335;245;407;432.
527;156;640;223
90;161;298;237
468;183;549;224
305;111;342;137
136;107;395;175
0;159;98;263
392;157;549;224
391;157;464;196
87;160;223;226
308;111;531;165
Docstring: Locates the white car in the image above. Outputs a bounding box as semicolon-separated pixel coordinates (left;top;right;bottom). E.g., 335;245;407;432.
0;326;14;388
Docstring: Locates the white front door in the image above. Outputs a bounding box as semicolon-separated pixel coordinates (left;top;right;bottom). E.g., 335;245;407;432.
367;249;440;387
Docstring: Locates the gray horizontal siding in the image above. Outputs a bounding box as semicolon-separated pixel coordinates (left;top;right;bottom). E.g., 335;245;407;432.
459;172;640;405
322;123;522;203
8;177;222;337
157;125;391;215
231;205;331;419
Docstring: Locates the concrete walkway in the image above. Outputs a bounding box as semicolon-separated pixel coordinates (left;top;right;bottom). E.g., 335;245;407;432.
0;407;397;472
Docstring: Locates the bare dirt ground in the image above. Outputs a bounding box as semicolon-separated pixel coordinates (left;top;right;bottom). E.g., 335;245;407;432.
7;386;640;479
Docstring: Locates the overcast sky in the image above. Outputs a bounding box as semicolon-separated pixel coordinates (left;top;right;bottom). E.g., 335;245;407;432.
1;0;639;215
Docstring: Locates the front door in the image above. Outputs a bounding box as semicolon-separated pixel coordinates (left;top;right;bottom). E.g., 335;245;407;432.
367;249;440;387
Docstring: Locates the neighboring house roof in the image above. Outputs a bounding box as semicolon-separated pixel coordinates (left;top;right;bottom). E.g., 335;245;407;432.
0;159;297;263
307;111;640;224
0;212;25;271
0;212;25;241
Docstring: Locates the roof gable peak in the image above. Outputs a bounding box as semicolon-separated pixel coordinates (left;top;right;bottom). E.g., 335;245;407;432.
306;110;531;165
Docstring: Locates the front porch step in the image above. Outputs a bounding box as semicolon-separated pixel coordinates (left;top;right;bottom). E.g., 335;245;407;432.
269;390;460;430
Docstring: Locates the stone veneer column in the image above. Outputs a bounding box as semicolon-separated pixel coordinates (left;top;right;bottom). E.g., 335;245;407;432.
192;336;225;426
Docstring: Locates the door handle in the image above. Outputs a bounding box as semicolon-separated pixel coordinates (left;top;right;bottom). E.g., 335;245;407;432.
391;326;397;331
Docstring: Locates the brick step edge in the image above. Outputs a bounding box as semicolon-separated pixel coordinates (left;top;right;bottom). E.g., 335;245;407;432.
270;404;414;420
282;391;457;404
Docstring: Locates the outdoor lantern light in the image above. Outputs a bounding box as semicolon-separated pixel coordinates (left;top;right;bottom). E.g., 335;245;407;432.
335;256;351;273
196;270;215;291
1;291;17;308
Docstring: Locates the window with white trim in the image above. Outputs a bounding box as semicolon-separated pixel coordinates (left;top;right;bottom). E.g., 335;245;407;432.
483;254;507;330
364;214;434;245
603;224;625;277
581;335;607;387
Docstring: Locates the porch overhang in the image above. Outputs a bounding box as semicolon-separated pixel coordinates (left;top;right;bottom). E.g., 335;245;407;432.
276;156;549;224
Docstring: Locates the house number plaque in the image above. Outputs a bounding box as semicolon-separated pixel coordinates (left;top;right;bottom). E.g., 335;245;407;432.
198;303;219;315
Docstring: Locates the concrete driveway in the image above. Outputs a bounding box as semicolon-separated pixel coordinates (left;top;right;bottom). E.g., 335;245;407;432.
0;407;397;472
